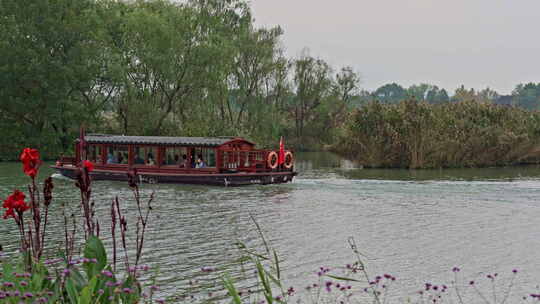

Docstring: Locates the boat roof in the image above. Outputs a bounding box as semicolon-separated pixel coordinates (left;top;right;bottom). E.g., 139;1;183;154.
84;134;254;147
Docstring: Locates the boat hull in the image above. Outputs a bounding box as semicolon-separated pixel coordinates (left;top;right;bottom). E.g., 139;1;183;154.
52;166;296;186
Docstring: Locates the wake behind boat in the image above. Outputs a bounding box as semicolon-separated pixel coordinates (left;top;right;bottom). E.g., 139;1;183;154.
52;133;296;186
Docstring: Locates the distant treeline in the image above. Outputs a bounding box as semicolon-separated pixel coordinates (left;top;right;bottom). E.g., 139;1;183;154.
1;0;540;164
355;82;540;109
335;99;540;169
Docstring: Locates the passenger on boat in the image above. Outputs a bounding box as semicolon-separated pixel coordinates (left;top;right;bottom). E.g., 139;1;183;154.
195;155;205;168
107;152;118;164
179;154;188;168
117;153;124;164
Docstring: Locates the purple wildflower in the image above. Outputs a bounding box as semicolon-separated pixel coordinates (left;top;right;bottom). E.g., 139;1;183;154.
201;266;215;272
101;270;113;278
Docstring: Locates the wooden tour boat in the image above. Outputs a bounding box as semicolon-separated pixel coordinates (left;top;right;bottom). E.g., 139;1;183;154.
52;133;297;186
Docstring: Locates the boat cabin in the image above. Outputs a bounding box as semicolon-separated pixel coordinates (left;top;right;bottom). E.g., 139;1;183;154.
61;134;293;174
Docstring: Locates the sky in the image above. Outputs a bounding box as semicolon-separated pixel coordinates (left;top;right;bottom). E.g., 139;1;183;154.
249;0;540;95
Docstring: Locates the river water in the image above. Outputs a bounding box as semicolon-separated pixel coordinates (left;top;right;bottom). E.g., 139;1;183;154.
1;152;540;302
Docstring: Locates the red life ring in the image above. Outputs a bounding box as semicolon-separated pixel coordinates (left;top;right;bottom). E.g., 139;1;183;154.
267;151;278;169
284;151;294;169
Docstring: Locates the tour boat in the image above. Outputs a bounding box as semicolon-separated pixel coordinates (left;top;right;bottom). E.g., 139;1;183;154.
52;133;296;186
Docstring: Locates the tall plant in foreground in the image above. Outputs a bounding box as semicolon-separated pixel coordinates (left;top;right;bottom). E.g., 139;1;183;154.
1;148;162;303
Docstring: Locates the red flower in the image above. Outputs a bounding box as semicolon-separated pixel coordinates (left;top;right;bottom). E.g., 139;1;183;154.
20;148;41;178
83;160;94;172
2;189;30;219
3;207;15;219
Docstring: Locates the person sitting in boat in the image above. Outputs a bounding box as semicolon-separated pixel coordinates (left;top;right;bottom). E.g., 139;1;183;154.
195;154;205;168
179;154;188;168
146;153;155;166
107;152;118;164
117;152;124;164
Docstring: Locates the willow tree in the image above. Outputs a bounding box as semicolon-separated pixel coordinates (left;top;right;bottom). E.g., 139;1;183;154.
290;53;333;149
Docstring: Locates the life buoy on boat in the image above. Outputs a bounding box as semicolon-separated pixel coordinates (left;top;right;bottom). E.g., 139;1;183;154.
267;151;278;169
284;151;294;169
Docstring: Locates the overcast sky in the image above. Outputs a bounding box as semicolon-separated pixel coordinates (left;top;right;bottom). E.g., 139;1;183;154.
249;0;540;94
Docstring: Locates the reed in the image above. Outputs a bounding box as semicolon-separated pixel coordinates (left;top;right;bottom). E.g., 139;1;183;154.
335;100;540;168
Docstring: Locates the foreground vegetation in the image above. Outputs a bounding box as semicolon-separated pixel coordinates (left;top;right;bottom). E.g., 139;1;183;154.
1;149;160;303
335;99;540;169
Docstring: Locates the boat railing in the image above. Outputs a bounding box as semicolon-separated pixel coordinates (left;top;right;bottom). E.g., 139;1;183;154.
58;156;77;166
219;150;269;171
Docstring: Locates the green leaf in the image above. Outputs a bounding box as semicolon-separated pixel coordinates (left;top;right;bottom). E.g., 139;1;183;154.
222;274;242;304
264;269;282;288
66;278;79;304
255;259;273;304
325;274;362;282
83;236;107;278
78;276;98;304
273;250;280;280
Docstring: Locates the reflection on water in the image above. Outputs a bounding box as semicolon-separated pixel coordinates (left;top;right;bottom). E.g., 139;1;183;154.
1;153;540;301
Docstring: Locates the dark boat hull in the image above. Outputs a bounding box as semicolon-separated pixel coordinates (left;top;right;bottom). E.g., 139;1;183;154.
52;166;296;186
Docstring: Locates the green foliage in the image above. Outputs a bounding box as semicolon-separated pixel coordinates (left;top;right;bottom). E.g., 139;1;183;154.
0;0;360;159
0;255;55;303
0;0;113;160
336;99;540;168
83;236;107;279
0;237;147;303
511;82;540;110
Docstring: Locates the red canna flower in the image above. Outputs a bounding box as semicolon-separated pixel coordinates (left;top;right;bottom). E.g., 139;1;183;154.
83;160;94;172
3;207;15;219
2;189;30;219
20;148;41;178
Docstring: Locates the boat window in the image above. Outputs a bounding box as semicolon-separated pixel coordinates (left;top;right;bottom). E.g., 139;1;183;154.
86;145;102;164
106;146;128;165
162;147;188;167
134;147;157;166
193;148;216;168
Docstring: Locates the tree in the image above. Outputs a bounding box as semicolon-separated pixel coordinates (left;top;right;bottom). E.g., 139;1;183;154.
511;83;540;110
407;83;450;104
372;83;406;104
0;0;112;158
290;52;333;148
